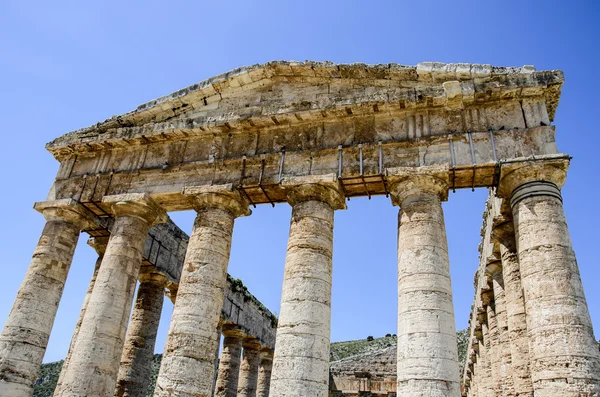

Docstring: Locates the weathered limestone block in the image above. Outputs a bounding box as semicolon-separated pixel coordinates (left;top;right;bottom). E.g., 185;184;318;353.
154;184;249;397
270;175;345;397
256;351;273;397
388;166;461;397
0;199;92;397
482;290;502;397
54;194;166;397
493;216;533;397
55;236;109;392
114;273;167;397
498;157;600;396
215;330;244;397
237;343;260;397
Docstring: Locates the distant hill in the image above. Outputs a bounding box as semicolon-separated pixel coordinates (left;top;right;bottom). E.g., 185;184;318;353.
31;330;484;397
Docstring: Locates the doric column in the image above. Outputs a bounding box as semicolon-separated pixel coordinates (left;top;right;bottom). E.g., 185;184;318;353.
498;157;600;396
387;166;461;397
486;259;514;397
154;184;250;397
256;350;273;397
114;272;167;397
270;175;346;397
237;341;261;397
492;215;533;396
0;199;93;397
482;290;501;397
55;193;166;397
55;235;109;392
215;329;244;397
478;310;494;397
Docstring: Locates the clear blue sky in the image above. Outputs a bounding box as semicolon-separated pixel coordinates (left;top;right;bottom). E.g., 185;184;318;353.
1;1;598;363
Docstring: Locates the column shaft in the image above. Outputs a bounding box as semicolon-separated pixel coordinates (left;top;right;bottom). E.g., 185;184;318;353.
256;354;273;397
270;198;337;397
498;234;533;396
510;182;600;395
55;195;165;397
56;236;108;392
480;319;493;397
115;274;166;397
0;212;82;397
237;347;260;397
215;335;243;397
154;186;249;397
391;174;460;397
490;269;515;397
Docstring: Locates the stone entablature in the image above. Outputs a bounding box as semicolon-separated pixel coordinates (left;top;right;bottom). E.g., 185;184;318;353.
45;61;562;211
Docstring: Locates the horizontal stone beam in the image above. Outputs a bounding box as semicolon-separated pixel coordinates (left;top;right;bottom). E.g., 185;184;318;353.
49;126;559;212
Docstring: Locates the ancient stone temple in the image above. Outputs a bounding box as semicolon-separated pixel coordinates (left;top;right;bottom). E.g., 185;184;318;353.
0;60;598;397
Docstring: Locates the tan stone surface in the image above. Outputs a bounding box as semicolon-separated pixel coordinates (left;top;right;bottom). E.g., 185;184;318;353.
500;167;600;396
256;352;273;397
55;195;166;397
389;168;461;397
238;346;260;397
115;273;166;397
153;187;249;397
215;333;243;397
55;236;109;393
0;200;91;397
270;181;343;397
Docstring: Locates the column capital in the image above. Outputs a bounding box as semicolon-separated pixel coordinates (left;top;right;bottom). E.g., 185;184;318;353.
497;155;569;200
34;199;98;230
386;165;450;206
242;338;262;351
102;193;167;226
281;174;346;210
87;236;110;256
222;325;247;340
183;184;251;217
259;349;274;361
138;271;168;286
485;256;502;277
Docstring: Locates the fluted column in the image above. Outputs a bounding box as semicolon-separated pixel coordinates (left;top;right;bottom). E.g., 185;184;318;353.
115;272;167;397
477;309;494;397
482;290;501;397
55;235;109;392
486;260;514;397
215;328;244;397
492;216;533;396
237;342;260;397
388;166;460;397
269;175;345;397
55;193;166;397
498;158;600;396
0;199;92;397
256;350;273;397
154;184;250;397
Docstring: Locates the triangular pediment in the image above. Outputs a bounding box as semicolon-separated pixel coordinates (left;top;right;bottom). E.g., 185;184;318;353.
47;61;562;161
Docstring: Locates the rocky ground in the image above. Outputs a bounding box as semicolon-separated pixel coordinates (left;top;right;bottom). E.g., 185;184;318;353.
33;332;597;397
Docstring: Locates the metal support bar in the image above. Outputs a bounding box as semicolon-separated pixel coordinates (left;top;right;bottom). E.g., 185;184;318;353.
239;156;247;186
489;128;498;163
258;156;275;207
278;149;285;183
467;131;476;192
358;144;364;176
449;135;456;193
378;142;383;175
338;145;343;178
